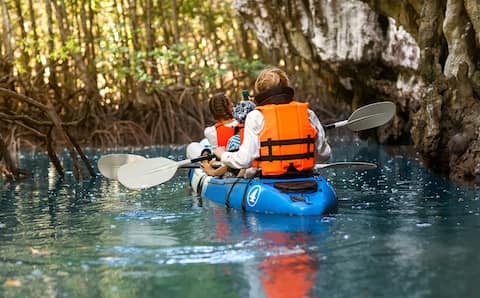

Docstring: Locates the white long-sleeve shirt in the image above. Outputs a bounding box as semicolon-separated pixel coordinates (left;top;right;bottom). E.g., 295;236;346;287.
220;109;331;169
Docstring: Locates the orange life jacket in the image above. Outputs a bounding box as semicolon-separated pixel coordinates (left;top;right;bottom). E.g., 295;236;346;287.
215;121;235;147
252;102;316;176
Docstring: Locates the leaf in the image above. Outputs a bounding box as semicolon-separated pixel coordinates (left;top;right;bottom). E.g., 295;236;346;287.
4;279;22;287
30;247;50;256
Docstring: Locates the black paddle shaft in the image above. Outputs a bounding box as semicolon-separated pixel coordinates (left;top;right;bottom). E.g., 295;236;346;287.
190;154;215;163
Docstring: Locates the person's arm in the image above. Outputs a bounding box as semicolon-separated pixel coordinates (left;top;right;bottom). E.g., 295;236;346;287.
216;111;263;169
204;126;217;147
201;160;228;177
308;109;331;162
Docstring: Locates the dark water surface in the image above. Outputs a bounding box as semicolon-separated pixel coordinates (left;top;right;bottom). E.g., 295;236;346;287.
1;140;479;297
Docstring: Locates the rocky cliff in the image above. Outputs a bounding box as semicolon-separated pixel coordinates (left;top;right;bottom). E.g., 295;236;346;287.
234;0;480;184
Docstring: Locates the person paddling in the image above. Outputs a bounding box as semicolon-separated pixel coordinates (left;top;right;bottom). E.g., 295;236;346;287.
201;100;256;177
213;67;331;177
204;92;237;148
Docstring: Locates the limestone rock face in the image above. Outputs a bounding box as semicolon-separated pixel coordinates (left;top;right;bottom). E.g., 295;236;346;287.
234;0;419;67
234;0;480;184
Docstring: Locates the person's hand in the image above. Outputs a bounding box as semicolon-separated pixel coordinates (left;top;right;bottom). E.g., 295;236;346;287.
213;147;226;160
200;161;215;176
200;148;211;156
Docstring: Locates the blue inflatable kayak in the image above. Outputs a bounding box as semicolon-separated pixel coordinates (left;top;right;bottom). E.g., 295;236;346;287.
188;168;337;216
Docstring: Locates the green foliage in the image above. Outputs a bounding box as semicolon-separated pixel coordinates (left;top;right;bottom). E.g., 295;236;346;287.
178;0;204;16
220;50;268;77
4;0;265;102
50;35;81;60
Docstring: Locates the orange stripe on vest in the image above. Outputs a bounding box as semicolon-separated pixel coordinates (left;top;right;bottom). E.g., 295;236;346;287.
252;102;316;176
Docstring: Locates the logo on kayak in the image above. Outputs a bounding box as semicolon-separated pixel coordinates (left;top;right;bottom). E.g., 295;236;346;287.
247;185;262;207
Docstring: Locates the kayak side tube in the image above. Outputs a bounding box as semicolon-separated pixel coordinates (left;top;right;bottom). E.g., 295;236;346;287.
189;169;337;216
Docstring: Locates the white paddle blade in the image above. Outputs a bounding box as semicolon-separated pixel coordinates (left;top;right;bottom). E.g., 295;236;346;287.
346;101;396;131
117;157;179;189
98;154;146;179
314;162;377;171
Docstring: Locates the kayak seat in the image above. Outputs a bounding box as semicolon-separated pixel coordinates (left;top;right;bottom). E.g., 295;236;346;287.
273;180;318;193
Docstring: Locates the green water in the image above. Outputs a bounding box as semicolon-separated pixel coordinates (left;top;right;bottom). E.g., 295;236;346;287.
1;141;479;297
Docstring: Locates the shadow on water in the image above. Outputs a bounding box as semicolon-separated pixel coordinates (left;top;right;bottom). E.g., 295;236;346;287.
1;140;480;297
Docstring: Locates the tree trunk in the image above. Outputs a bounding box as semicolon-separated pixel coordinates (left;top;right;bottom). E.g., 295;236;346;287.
157;0;172;44
0;87;95;180
1;0;14;61
170;0;186;85
80;0;100;107
28;0;44;85
44;0;62;100
239;24;252;60
13;0;32;79
145;0;159;81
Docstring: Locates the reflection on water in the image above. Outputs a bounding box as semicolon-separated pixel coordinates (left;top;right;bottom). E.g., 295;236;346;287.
1;141;479;297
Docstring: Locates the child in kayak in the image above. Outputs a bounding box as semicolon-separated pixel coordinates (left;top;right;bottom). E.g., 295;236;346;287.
201;100;256;177
204;92;237;148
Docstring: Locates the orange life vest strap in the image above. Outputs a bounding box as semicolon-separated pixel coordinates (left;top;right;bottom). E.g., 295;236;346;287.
256;136;315;162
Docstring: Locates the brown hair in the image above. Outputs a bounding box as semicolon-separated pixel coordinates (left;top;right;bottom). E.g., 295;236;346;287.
208;92;233;120
254;67;290;93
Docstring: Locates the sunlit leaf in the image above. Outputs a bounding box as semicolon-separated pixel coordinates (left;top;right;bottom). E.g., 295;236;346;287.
30;247;51;256
4;279;22;287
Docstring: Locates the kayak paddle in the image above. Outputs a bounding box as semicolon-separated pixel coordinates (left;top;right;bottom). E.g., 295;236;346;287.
323;101;395;131
98;153;146;179
111;154;377;189
117;154;213;189
188;161;377;171
313;161;377;171
98;154;201;179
